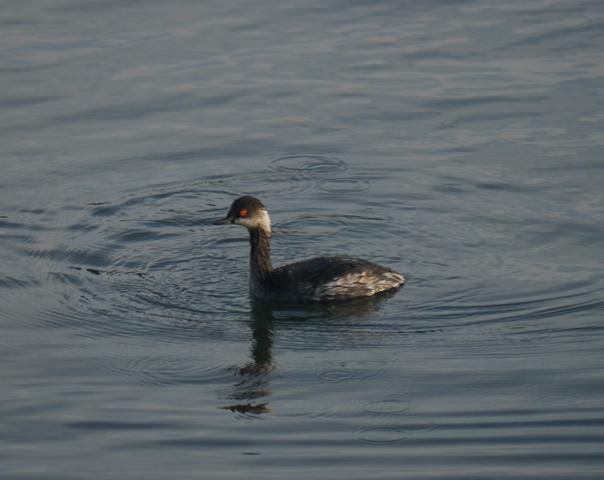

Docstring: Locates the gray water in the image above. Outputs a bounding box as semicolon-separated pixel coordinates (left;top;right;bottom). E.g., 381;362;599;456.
2;1;604;478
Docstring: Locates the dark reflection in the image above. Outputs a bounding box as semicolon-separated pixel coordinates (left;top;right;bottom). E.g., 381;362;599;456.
239;302;276;376
220;291;397;417
220;302;275;416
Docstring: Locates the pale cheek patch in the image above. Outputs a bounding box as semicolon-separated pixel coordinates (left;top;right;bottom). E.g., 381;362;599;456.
233;209;271;234
235;217;255;228
256;210;271;235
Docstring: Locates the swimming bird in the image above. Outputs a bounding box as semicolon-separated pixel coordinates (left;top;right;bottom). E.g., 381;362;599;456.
214;196;405;302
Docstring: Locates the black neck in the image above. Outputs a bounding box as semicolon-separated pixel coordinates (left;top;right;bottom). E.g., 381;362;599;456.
249;227;273;281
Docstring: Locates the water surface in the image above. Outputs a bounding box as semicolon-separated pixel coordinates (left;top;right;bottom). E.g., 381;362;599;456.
1;1;604;478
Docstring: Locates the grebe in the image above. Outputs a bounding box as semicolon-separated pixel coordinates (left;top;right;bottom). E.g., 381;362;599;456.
214;196;406;302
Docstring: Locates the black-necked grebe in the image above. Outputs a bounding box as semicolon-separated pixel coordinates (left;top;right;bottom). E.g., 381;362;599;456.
214;196;406;302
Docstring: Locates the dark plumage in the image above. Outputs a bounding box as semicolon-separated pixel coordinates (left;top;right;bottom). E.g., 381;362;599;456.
214;196;405;302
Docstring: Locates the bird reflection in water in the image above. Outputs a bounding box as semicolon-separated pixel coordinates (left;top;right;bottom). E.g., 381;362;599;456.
220;291;398;416
221;302;275;416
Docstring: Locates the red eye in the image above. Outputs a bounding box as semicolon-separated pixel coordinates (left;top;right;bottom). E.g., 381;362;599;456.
239;208;249;218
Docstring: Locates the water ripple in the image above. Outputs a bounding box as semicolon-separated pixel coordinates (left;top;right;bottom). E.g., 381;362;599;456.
278;215;346;238
317;368;378;382
2;185;255;347
357;421;436;443
317;177;371;193
364;399;411;415
270;154;347;175
102;355;226;387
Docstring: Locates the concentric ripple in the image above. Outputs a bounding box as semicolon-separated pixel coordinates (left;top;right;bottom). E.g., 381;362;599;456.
269;154;347;175
7;184;254;350
317;177;371;193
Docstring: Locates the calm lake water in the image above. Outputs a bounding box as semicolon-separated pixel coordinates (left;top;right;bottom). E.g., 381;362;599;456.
2;0;604;478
